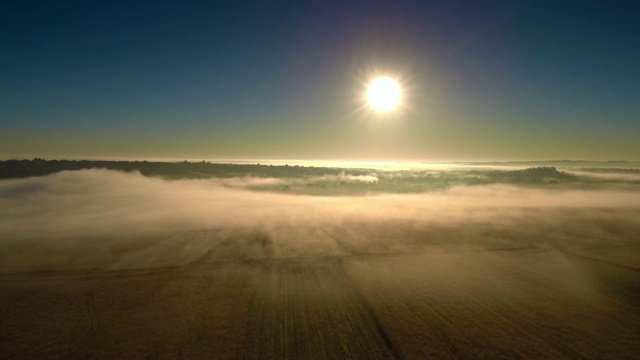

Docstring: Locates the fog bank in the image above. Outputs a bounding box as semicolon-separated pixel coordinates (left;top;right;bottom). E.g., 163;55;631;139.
1;169;639;241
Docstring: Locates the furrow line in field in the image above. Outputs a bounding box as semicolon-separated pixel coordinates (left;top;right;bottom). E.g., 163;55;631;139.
335;259;402;360
245;260;397;359
464;251;640;348
429;270;589;359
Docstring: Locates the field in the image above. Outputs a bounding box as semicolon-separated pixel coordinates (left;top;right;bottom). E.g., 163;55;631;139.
2;216;639;359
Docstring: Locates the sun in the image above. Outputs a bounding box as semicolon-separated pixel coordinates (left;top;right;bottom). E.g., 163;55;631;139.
367;77;401;112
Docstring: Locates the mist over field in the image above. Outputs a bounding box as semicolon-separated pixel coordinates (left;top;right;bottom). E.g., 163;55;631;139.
1;166;639;242
1;163;639;273
4;0;640;357
1;162;639;359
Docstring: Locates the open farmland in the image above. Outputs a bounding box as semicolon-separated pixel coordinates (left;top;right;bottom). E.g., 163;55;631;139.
1;216;640;359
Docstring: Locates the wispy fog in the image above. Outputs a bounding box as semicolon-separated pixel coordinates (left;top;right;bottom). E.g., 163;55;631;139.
2;168;638;356
564;170;640;182
212;173;379;189
1;169;639;242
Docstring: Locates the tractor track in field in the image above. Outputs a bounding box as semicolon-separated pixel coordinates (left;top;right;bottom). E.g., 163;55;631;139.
2;244;639;359
335;258;402;360
245;259;398;359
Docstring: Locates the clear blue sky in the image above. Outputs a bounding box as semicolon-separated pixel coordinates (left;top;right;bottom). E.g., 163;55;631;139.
1;0;639;161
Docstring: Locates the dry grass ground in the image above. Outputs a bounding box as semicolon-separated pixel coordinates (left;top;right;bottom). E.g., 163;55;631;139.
345;251;640;359
1;218;639;359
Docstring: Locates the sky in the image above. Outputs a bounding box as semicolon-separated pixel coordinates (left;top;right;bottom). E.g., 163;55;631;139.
1;0;639;161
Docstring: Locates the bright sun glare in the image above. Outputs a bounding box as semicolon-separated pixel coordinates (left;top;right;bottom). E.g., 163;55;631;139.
367;77;401;112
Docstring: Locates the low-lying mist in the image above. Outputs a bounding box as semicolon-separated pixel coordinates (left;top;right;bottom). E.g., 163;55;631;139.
0;168;637;238
1;168;639;272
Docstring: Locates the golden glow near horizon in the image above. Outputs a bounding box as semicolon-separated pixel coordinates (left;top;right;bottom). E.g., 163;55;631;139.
367;77;401;112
